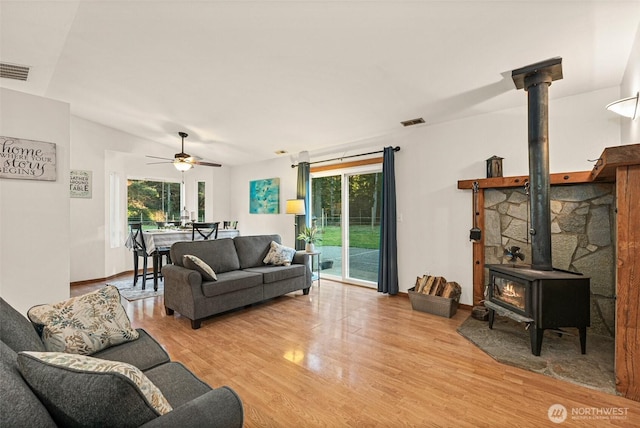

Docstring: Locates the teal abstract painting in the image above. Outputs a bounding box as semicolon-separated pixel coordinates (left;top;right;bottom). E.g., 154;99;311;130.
249;178;280;214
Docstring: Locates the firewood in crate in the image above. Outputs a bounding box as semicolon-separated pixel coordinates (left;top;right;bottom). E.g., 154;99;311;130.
415;275;429;293
441;281;462;301
421;275;436;294
429;276;447;296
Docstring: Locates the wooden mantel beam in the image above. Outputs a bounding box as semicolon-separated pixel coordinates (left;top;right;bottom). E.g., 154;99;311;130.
457;170;596;190
590;143;640;181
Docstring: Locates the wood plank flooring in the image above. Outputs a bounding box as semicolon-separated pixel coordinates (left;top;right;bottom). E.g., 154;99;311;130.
72;278;640;427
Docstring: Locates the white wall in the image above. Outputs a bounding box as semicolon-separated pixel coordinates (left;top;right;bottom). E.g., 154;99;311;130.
229;156;300;246
227;87;620;306
391;87;619;305
620;23;640;144
0;84;623;310
0;88;71;314
70;117;231;282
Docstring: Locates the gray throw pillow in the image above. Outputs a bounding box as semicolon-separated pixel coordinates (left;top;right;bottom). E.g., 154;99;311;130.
0;297;45;353
17;351;172;427
0;342;56;427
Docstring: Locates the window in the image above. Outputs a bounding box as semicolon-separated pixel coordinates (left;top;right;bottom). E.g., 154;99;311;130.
109;172;122;248
197;181;206;222
127;179;181;229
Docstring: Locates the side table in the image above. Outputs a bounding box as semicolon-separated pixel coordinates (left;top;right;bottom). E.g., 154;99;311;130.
305;251;321;287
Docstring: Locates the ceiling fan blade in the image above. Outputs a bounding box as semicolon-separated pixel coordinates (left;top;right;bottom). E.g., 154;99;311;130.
146;155;173;161
193;160;222;167
148;132;220;169
146;161;173;165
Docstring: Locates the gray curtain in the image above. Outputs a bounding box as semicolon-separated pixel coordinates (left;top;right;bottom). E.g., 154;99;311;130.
377;147;398;295
295;162;311;251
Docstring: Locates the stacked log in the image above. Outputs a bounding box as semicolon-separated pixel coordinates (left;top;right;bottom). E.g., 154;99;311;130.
414;275;461;301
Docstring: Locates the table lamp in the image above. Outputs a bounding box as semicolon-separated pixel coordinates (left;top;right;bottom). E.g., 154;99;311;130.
286;199;306;248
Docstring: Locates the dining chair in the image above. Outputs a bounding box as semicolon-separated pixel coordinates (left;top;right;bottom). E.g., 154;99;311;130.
192;222;220;240
129;223;171;290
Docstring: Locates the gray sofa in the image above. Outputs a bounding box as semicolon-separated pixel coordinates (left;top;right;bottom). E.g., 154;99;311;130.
0;297;244;427
162;234;312;329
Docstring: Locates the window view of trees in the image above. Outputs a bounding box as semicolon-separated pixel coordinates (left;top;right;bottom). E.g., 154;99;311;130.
348;172;382;249
311;172;382;249
198;181;206;222
127;179;181;228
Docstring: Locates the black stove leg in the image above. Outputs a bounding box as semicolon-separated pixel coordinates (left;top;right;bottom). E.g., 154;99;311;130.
488;309;495;329
578;327;587;354
530;326;543;356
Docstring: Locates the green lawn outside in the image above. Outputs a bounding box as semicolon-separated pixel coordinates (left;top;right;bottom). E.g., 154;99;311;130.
318;225;380;249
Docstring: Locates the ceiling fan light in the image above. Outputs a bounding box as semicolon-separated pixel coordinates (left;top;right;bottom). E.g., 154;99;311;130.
606;92;639;119
173;159;193;172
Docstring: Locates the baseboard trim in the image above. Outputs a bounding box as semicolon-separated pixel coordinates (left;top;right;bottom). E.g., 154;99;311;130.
70;270;135;287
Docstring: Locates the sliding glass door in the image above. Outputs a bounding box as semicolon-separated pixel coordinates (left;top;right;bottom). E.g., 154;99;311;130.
346;171;382;283
311;166;382;287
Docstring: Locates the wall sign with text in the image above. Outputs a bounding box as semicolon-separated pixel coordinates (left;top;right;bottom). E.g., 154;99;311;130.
0;136;57;181
70;170;92;198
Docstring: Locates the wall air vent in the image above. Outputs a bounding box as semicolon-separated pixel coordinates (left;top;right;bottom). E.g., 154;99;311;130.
0;62;30;81
401;117;425;127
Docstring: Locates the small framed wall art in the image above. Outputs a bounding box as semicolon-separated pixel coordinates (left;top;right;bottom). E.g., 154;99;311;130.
70;170;92;198
249;178;280;214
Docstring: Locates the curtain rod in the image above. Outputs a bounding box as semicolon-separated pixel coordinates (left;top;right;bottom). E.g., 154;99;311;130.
291;146;400;168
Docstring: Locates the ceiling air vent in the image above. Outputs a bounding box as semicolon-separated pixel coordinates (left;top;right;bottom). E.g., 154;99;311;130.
401;117;425;127
0;62;30;81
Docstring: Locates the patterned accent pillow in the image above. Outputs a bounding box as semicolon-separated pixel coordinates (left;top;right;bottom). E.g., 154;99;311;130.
27;285;139;355
263;241;296;266
183;254;217;281
18;352;172;425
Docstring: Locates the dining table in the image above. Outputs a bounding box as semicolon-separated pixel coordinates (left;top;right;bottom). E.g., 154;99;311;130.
125;227;240;288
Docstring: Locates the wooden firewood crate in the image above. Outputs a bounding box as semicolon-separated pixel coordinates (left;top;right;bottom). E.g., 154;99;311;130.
408;286;459;318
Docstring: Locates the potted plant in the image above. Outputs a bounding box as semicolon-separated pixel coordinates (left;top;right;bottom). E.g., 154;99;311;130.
297;226;319;253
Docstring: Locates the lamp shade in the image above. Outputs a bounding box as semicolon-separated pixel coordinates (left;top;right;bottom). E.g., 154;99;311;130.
606;92;639;119
173;159;193;171
285;199;306;215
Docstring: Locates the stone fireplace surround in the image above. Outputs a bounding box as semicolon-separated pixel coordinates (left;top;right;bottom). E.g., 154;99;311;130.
483;183;615;337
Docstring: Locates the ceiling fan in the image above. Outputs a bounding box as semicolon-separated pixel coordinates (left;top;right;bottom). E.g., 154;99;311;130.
146;132;222;171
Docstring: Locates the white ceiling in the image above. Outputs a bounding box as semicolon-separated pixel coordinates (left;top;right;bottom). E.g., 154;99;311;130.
1;1;639;166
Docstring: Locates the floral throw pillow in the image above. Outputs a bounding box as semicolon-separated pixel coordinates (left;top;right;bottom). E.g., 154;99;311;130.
18;351;172;423
263;241;296;266
27;285;139;355
183;254;217;281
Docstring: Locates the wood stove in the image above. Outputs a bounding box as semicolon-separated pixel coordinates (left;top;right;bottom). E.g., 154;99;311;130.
483;58;591;356
486;264;590;356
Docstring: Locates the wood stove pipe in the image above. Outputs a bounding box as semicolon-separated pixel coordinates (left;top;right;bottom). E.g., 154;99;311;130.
512;58;563;271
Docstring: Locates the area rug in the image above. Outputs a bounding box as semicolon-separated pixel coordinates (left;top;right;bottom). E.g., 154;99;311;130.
106;277;164;301
457;316;616;395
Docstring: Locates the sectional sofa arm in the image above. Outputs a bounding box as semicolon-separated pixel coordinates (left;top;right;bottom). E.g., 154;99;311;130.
293;250;311;266
162;264;203;288
140;386;244;428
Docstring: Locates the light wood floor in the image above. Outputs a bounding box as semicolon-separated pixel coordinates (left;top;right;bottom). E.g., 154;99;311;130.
73;278;640;427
